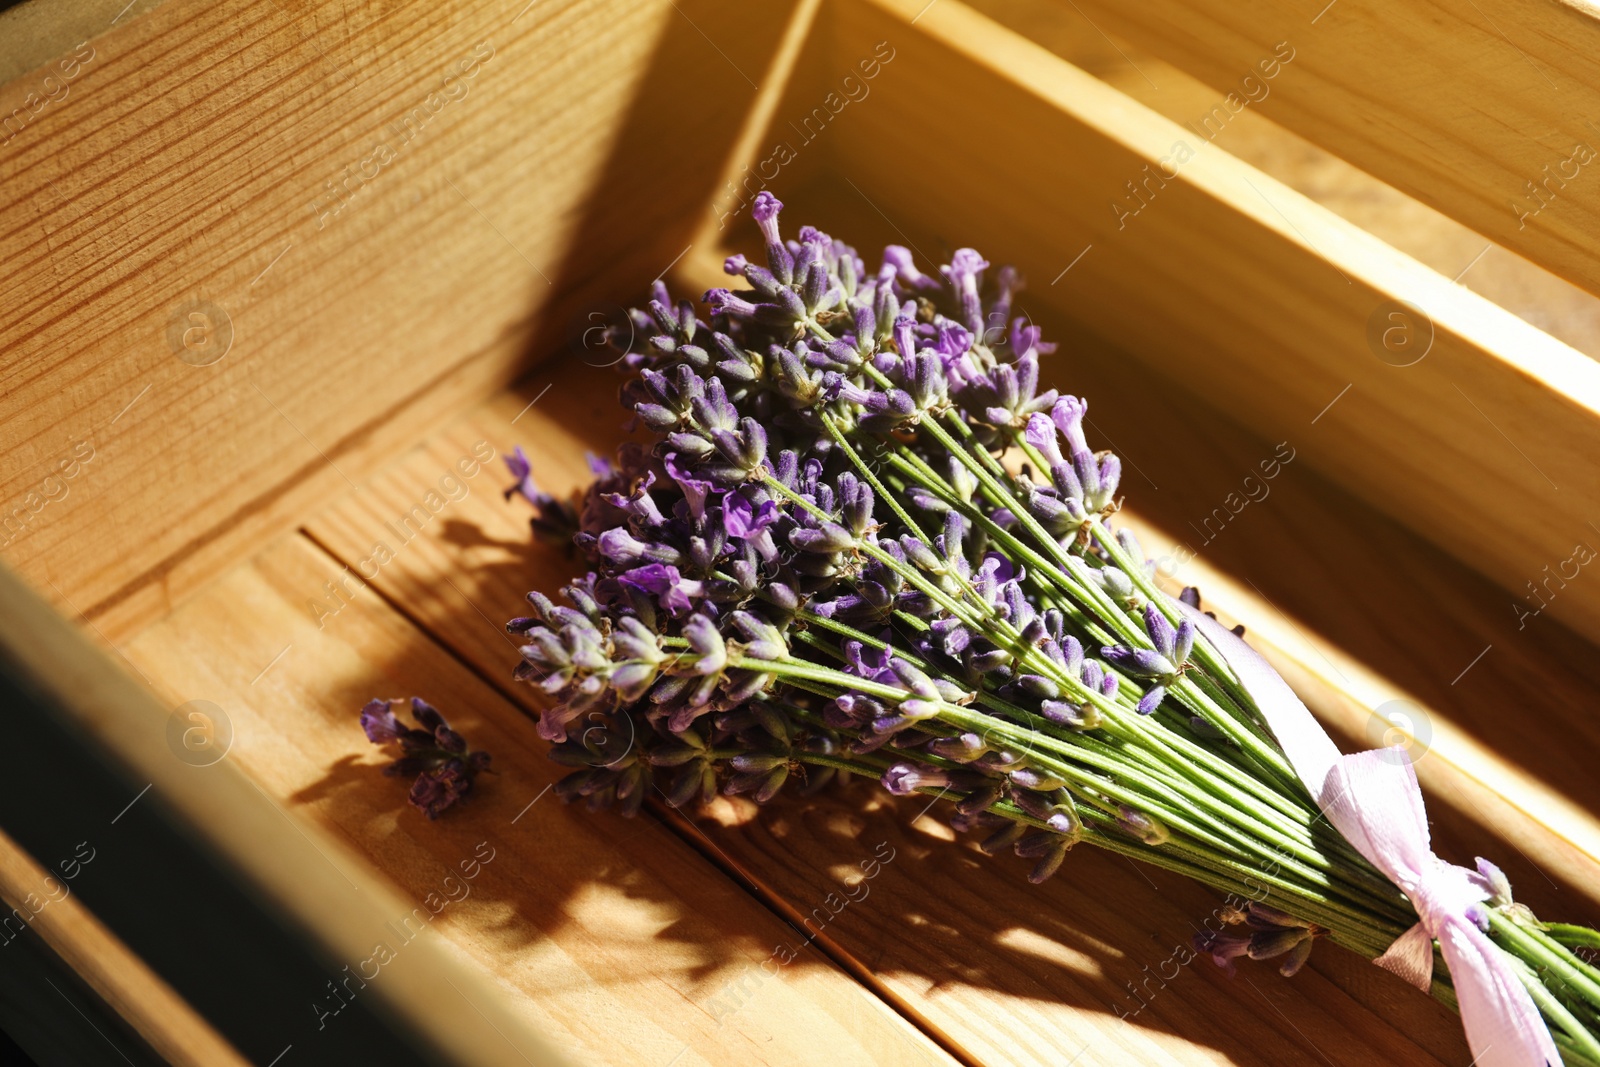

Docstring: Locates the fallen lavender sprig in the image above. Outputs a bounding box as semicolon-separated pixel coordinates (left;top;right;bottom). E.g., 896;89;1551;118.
361;697;491;819
499;193;1600;1064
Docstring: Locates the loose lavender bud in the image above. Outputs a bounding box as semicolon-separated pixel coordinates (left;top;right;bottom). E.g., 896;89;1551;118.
1117;806;1170;845
361;699;405;744
882;763;952;795
361;698;490;819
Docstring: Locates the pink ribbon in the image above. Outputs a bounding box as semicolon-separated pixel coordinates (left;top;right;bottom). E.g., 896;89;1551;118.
1178;603;1559;1067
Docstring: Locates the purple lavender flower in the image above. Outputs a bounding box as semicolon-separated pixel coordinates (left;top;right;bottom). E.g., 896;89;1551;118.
882;245;940;292
752;191;793;284
361;697;491;819
1470;856;1514;907
1194;902;1324;978
466;190;1600;1067
663;452;713;522
481;198;1587;1047
940;249;989;335
503;445;538;502
723;489;777;539
360;699;405;744
503;446;581;544
618;563;703;617
882;763;952;796
1102;605;1194;715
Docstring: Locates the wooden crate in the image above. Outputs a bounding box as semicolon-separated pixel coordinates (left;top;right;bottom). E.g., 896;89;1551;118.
3;0;1599;1063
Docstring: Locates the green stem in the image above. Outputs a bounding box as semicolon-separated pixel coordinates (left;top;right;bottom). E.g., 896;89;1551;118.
1550;924;1600;955
875;429;1385;877
915;413;1300;789
729;650;1407;939
1491;912;1600;1023
1515;958;1600;1062
789;746;1398;955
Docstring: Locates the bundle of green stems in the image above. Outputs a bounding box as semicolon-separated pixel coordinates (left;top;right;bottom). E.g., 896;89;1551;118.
501;194;1600;1062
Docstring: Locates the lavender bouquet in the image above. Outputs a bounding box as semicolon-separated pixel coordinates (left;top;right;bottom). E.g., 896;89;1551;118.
501;193;1600;1065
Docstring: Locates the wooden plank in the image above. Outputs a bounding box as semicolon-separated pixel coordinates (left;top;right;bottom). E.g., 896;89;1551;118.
0;556;569;1067
0;826;249;1067
1036;0;1600;301
796;0;1600;647
120;532;957;1067
965;0;1600;367
0;0;802;640
302;357;1600;1065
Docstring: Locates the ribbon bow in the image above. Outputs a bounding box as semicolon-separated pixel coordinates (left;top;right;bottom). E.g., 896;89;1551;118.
1178;604;1559;1067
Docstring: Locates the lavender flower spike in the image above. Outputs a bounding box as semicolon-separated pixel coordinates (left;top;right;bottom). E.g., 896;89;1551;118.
361;697;491;819
940;248;990;335
751;191;793;285
882;763;952;796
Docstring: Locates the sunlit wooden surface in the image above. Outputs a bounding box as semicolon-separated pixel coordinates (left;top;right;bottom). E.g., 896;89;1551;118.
5;0;1600;1063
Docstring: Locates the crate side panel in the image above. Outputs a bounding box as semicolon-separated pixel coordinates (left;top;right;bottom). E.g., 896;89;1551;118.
0;0;794;639
1050;0;1600;300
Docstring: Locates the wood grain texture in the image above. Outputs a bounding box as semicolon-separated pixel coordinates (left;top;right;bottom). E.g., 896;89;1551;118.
0;826;249;1067
297;350;1599;1065
1042;0;1600;302
0;0;796;640
966;0;1600;366
12;0;1600;1062
804;0;1600;648
121;532;957;1067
